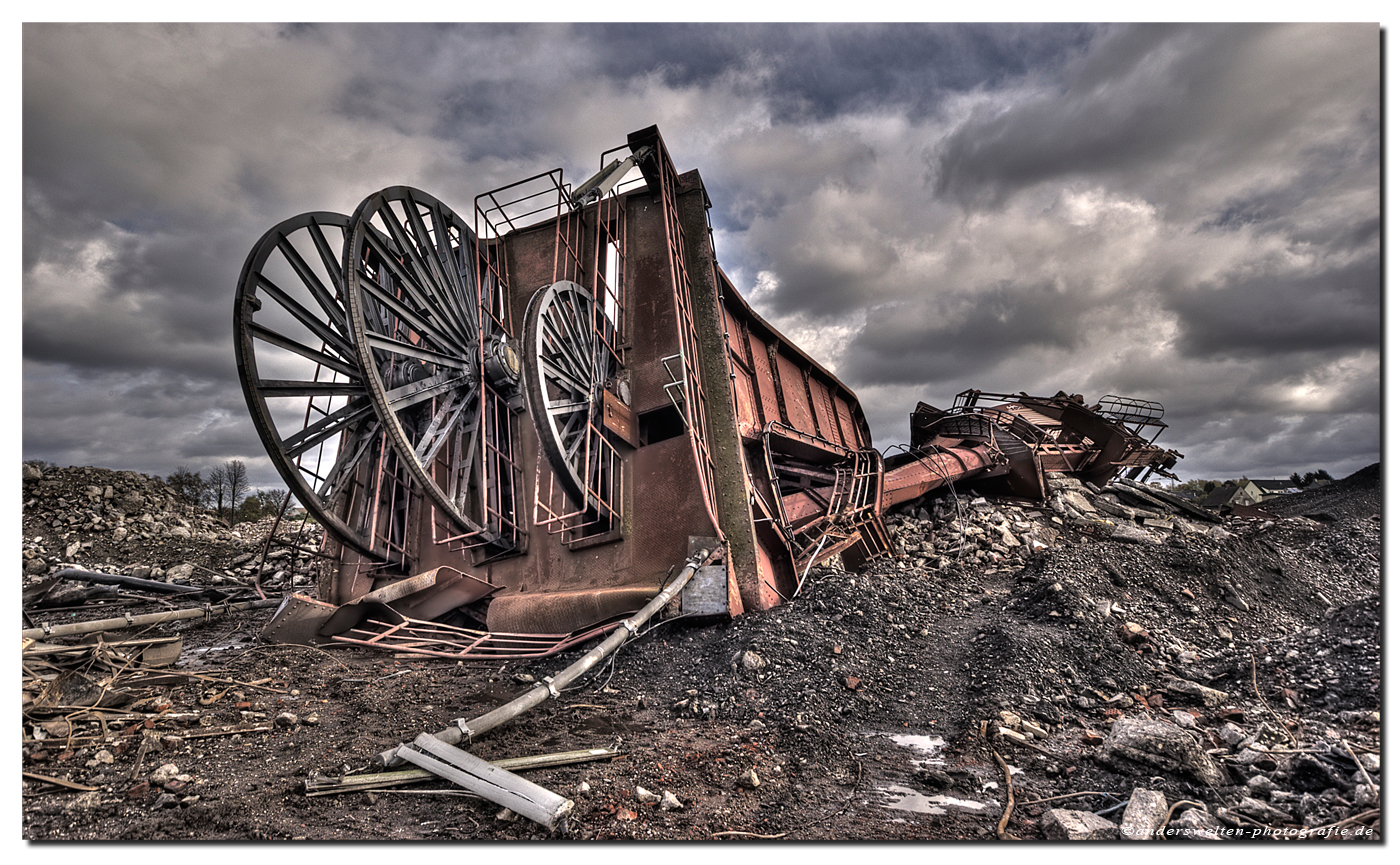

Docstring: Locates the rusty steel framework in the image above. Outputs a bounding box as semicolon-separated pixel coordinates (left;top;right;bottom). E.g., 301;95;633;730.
236;126;1182;659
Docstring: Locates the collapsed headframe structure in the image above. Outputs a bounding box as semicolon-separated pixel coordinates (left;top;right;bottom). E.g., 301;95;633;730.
235;126;1181;656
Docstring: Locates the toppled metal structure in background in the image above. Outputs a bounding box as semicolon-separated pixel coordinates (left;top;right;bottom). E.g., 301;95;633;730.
236;126;1181;657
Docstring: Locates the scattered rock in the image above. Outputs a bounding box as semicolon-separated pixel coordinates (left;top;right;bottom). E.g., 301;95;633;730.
1161;678;1229;707
149;764;180;785
1118;788;1168;840
1101;716;1228;786
1041;808;1118;840
1167;807;1225;841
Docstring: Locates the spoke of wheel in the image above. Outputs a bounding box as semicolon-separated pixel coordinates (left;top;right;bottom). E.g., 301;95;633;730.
247;321;360;380
317;418;380;503
415;388;476;466
370;193;478;354
362;331;472;371
541;317;593;388
356;271;470;359
255;379;364;398
403;194;478;348
275;233;347;335
282;398;376;459
251;272;359;362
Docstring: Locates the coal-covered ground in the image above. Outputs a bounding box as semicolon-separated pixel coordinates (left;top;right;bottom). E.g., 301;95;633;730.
20;464;1382;842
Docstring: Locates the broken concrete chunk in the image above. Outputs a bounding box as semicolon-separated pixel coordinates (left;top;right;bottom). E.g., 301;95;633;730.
1167;807;1224;840
660;790;683;811
1170;710;1197;729
1161;677;1229;707
149;763;180;785
635;786;660;804
1101;716;1227;786
1041;808;1118;840
1119;788;1168;840
1217;722;1249;750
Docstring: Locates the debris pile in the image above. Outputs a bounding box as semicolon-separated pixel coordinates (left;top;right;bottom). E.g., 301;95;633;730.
885;473;1230;574
22;464;326;598
20;463;1381;841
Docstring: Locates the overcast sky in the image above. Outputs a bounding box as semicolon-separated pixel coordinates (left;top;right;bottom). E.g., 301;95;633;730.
20;21;1384;492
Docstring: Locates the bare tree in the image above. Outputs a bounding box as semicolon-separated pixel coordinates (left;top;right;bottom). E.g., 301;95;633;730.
225;459;249;517
206;465;229;520
166;466;205;508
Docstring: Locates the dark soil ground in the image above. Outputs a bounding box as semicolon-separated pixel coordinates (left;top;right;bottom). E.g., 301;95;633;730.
19;465;1383;843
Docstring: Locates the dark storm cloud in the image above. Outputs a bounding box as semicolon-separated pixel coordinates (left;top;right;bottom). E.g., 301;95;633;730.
577;23;1096;122
844;280;1093;387
932;23;1379;217
1168;258;1382;361
20;21;1383;488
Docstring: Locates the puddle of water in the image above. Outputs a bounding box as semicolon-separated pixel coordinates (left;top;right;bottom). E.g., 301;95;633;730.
886;733;947;768
877;784;989;817
889;733;945;755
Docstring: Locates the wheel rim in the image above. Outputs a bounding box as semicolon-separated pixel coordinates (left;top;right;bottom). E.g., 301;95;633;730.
522;280;615;507
234;211;388;558
343;186;501;544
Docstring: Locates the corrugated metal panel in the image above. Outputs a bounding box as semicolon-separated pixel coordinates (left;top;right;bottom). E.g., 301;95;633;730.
774;352;816;436
807;377;840;444
833;396;860;448
748;332;782;434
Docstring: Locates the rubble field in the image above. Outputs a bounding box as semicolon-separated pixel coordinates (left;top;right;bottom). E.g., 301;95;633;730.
20;463;1382;842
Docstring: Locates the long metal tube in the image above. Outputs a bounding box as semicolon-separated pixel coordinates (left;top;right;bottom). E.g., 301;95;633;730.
375;546;718;767
52;568;220;598
21;598;283;640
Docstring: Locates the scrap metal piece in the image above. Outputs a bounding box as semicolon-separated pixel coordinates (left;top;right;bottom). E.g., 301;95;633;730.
259;594;338;646
395;734;574;831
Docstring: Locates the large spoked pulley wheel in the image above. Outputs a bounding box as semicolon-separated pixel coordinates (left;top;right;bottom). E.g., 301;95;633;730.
234;211;387;558
522;280;617;507
343;186;501;545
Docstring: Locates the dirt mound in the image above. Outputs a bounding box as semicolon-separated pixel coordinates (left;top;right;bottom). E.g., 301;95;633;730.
1264;463;1381;521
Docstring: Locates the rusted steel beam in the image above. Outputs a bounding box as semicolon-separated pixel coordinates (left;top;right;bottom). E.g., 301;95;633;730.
880;444;1002;508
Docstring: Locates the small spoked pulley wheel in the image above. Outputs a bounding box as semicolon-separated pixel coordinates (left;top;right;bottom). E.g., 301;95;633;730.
522;280;617;508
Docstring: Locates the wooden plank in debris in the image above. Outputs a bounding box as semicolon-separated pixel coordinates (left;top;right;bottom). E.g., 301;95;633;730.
395;734;574;830
22;636;183;658
22;772;98;792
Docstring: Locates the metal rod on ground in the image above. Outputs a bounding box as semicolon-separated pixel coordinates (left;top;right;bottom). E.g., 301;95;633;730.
254;490;294;600
51;568;222;597
21;598;282;640
375;546;718;767
306;746;620;796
